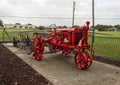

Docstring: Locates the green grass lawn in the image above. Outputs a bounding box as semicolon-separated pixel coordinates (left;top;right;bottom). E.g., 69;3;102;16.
94;31;120;37
89;31;120;59
0;29;34;42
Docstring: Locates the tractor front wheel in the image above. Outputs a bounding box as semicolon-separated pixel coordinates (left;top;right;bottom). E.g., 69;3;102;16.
74;52;88;70
84;52;92;68
74;51;92;70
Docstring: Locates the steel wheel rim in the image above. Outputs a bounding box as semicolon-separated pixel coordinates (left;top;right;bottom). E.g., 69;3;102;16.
74;53;88;70
85;52;92;68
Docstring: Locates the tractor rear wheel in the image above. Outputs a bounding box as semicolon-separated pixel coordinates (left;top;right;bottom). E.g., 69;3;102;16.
32;35;44;61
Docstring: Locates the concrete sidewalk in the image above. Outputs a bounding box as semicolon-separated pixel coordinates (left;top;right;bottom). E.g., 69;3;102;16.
4;44;120;85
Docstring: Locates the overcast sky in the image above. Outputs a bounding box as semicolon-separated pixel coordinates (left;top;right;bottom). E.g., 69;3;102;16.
0;0;120;26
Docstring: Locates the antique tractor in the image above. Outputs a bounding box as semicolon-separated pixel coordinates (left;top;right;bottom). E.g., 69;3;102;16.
32;21;93;70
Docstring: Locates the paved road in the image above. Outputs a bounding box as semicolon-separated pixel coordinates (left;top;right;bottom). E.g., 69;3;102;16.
4;44;120;85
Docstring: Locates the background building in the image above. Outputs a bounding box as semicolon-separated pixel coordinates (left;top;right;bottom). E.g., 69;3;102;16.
4;23;37;29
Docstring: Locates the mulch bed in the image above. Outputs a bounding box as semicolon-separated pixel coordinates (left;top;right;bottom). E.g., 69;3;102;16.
93;55;120;67
0;43;53;85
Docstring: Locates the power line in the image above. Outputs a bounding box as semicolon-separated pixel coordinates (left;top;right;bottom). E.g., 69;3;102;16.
1;14;120;16
1;16;120;20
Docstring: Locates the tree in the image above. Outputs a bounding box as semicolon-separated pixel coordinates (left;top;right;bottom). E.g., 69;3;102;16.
94;24;113;31
19;26;23;28
114;25;120;31
72;25;80;28
15;23;21;25
0;19;3;27
37;26;46;30
58;26;63;28
27;23;32;25
94;24;105;31
63;25;67;28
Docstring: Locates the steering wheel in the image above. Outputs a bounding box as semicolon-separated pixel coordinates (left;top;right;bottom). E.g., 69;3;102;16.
49;24;57;31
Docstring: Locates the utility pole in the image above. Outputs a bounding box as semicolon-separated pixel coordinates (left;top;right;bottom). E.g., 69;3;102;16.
91;0;95;50
72;1;75;27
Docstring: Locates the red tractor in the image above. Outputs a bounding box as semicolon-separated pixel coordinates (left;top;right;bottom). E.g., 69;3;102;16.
32;21;93;70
